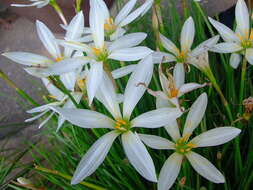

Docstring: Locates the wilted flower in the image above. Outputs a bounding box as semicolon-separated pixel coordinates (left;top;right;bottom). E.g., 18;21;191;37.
140;93;241;190
209;0;252;69
11;0;50;8
51;55;182;184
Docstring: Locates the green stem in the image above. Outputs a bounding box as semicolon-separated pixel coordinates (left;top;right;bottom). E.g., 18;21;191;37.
0;69;39;106
239;56;247;115
205;69;233;123
34;165;107;190
75;0;83;12
49;0;67;25
103;61;118;92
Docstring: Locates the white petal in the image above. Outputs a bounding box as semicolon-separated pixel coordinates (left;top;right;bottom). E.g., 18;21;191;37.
179;83;206;97
51;107;115;129
25;110;48;122
42;78;64;101
152;52;176;64
112;64;137;79
60;72;77;91
183;93;207;136
190;35;220;57
58;40;93;55
64;11;85;57
180;17;195;52
139;134;175;149
165;121;181;142
190;127;241;147
131;108;182;128
123;55;154;118
115;0;137;25
110;27;126;41
57;115;65;132
87;62;103;105
109;47;153;61
38;112;54;128
119;0;153;27
2;52;51;66
211;42;243;53
108;33;147;52
245;48;253;65
186;151;225;183
158;152;183;190
89;0;105;48
11;2;44;7
36;20;61;59
95;72;122;119
235;0;249;38
159;33;179;56
156;97;172;109
71;131;119;184
95;0;110;20
208;17;239;42
173;63;185;89
230;53;241;69
122;131;157;182
27;102;60;113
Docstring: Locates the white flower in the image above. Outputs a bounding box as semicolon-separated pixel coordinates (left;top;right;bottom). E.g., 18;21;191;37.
50;55;182;184
156;17;219;73
139;93;241;190
86;0;153;40
11;0;50;8
2;12;90;91
208;0;252;69
25;78;82;130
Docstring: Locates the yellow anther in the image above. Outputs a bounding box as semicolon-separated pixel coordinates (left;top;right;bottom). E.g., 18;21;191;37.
77;79;86;90
250;28;253;40
187;142;197;148
92;47;102;57
171;89;179;98
48;95;57;99
55;56;64;62
180;149;185;153
104;17;117;34
185;148;191;152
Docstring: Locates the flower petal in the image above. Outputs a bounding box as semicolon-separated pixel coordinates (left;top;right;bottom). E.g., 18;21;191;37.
210;42;243;53
87;62;103;105
119;0;153;27
152;52;176;64
245;48;253;65
158;152;183;190
180;17;195;52
123;55;154;118
208;17;239;42
71;131;119;184
115;0;137;25
230;53;241;69
190;127;241;147
36;20;61;59
60;72;77;91
108;47;153;61
190;35;220;57
131;107;182;128
122;131;157;182
112;64;137;79
2;52;51;66
173;63;185;89
42;78;64;101
108;32;147;52
139;134;175;149
58;40;93;55
89;0;105;48
159;33;179;56
51;107;115;129
235;0;249;38
183;93;207;136
178;83;206;97
156;97;172;109
186;151;225;183
95;72;122;119
95;0;110;20
165;120;181;142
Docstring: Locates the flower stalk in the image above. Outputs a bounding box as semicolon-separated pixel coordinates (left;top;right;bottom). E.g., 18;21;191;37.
239;56;247;115
49;0;67;25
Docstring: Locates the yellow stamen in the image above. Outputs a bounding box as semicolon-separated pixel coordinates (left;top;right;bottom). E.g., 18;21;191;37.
48;95;57;99
55;56;64;62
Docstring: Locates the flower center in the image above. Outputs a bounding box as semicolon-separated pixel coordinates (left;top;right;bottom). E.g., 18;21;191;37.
176;50;187;63
241;39;252;49
170;88;179;98
104;17;117;36
55;56;64;62
175;134;196;154
92;47;108;61
114;119;131;132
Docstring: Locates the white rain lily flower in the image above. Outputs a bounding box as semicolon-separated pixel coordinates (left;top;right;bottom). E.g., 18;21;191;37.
85;0;153;40
58;0;153;104
139;93;241;190
157;17;219;74
25;78;82;130
208;0;253;69
50;55;182;184
11;0;50;8
144;62;206;108
2;12;90;91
